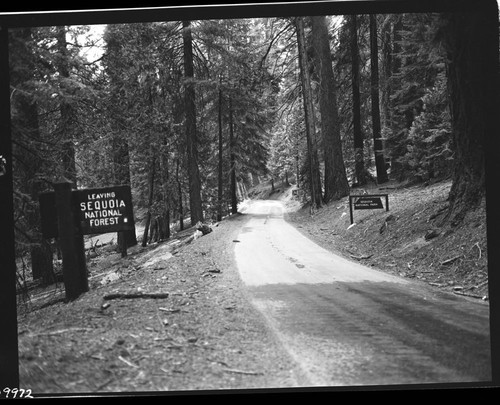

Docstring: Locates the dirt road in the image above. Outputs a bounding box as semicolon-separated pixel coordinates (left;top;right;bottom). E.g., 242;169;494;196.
234;200;492;387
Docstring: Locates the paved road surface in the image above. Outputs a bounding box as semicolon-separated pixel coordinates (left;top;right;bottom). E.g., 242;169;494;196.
234;200;492;388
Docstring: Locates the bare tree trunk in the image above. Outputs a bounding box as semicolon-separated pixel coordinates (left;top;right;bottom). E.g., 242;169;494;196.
142;154;156;247
112;134;137;252
440;10;497;226
55;26;78;187
387;15;405;179
182;20;204;225
295;16;322;209
106;27;138;252
311;15;350;203
369;15;389;184
350;15;367;186
381;15;393;131
228;96;238;215
160;138;170;240
217;77;224;221
10;27;54;283
176;157;184;231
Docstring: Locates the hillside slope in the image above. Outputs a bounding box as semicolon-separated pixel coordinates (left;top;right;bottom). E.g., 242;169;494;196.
267;179;490;301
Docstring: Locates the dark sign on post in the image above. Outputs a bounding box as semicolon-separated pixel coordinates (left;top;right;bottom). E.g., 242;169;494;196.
40;185;135;238
348;193;389;224
39;184;135;301
75;185;135;235
353;196;384;209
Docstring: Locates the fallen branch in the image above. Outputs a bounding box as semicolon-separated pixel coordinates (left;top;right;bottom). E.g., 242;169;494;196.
473;242;482;260
453;291;488;300
103;292;169;300
429;282;446;288
28;327;93;337
222;368;263;376
159;307;180;313
350;254;373;260
207;268;221;273
37;296;67;310
93;377;114;392
118;355;139;368
440;255;462;266
467;279;489;291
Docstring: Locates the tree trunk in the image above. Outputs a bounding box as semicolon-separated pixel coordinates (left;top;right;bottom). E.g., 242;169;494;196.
106;27;138;251
112;134;137;252
350;15;367;186
381;15;393;131
295;140;300;188
440;10;497;226
369;15;389;184
31;240;55;285
149;216;159;244
387;15;405;178
311;15;350;203
176;157;184;231
10;27;54;282
182;20;204;225
295;16;323;209
163;212;170;240
142;154;156;247
217;78;224;222
55;27;86;271
160;141;171;241
55;26;78;187
228;96;238;215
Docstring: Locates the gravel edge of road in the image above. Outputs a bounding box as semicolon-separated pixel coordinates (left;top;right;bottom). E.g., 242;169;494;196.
176;213;313;392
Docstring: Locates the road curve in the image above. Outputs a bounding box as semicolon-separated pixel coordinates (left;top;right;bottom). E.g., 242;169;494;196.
234;199;492;388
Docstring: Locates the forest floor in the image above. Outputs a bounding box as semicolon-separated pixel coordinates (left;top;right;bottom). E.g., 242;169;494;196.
15;178;490;397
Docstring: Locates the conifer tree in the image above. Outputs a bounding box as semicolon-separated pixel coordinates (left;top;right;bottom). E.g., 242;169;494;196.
311;15;349;202
295;16;323;208
369;14;388;184
182;21;204;225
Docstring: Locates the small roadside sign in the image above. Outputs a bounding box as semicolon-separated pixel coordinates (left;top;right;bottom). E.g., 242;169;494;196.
76;186;135;235
348;193;389;224
353;196;384;210
38;183;136;301
40;185;135;238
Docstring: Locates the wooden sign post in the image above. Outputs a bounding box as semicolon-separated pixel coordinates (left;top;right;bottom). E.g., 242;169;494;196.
40;184;135;301
53;180;89;301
